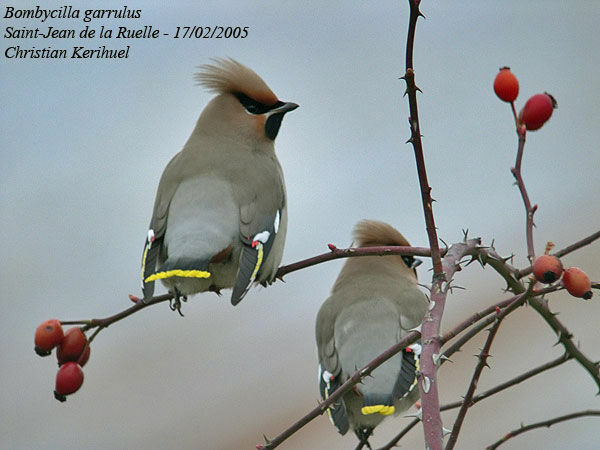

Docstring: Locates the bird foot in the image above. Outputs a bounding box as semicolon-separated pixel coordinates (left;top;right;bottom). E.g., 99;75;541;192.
208;284;222;296
169;290;187;316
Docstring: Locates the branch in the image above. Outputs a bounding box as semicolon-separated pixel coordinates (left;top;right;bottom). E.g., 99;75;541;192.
60;293;174;331
444;283;533;450
442;352;571;411
402;2;452;445
445;317;502;450
528;297;600;393
516;229;600;279
275;244;436;280
380;353;571;449
486;410;600;449
257;331;421;449
510;125;537;264
478;247;523;293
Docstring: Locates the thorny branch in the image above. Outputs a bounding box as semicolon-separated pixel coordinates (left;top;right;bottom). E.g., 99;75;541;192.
275;244;436;280
511;125;537;264
378;353;572;450
256;331;421;450
516;229;600;279
445;283;533;450
486;410;600;449
402;1;450;447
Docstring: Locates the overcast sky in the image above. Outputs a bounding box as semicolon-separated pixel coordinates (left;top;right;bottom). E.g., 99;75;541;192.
2;1;599;449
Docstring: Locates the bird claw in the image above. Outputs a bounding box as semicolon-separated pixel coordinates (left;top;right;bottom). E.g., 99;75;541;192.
169;290;187;316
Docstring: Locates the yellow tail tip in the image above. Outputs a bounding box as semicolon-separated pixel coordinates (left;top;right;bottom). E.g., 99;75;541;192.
145;269;211;282
361;405;395;416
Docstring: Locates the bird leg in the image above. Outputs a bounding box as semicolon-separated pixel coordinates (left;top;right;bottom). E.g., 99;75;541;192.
354;427;374;450
169;288;187;317
208;284;222;296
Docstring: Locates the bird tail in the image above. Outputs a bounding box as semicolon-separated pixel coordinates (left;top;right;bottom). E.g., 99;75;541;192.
145;257;212;284
361;348;419;416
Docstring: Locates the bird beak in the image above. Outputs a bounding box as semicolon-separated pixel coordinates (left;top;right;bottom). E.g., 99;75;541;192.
270;101;299;115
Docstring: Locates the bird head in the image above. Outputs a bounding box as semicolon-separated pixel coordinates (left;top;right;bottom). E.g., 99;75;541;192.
353;220;422;278
194;58;298;146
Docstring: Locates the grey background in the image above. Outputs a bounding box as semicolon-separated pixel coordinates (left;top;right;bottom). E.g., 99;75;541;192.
1;1;599;449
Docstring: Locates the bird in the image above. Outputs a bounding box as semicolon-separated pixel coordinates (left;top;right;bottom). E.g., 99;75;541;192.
140;58;298;311
315;220;428;447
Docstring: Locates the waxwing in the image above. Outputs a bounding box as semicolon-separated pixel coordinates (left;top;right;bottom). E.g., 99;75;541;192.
140;58;298;308
315;220;428;445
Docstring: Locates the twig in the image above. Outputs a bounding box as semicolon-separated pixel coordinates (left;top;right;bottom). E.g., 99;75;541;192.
444;283;531;450
380;353;571;449
516;229;600;279
354;429;374;450
477;248;523;293
486;410;600;449
402;2;446;445
275;244;436;280
528;297;600;393
60;293;173;331
510;125;537;264
258;332;420;449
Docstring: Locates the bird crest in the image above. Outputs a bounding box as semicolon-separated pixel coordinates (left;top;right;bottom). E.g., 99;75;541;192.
353;220;411;247
195;58;279;106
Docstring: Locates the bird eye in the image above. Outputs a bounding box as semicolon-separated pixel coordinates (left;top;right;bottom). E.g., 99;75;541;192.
234;92;269;115
402;256;416;269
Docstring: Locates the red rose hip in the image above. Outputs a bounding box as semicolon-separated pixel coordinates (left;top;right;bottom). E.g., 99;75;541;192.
57;327;88;365
54;362;84;401
493;67;519;102
34;319;64;356
519;93;557;130
532;255;563;284
562;267;593;299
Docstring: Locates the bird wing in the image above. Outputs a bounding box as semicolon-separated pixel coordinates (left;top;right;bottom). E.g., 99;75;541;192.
141;152;186;300
315;299;349;435
231;201;284;306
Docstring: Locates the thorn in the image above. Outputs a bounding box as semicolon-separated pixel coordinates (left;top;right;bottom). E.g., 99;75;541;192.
128;294;140;303
417;282;432;292
442;427;452;437
415;85;423;93
263;434;272;445
495;306;502;315
439;354;452;363
422;376;431;393
404;409;423;420
439;237;449;251
502;254;515;263
406;137;414;144
408;324;422;334
490;238;496;249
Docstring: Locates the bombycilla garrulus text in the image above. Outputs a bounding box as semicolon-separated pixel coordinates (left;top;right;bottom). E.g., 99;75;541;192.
316;220;428;445
140;58;298;310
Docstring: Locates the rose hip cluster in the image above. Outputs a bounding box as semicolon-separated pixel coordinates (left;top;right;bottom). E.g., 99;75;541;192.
532;254;593;300
493;67;557;131
34;321;89;402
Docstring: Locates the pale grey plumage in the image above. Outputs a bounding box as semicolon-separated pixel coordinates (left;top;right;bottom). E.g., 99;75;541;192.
316;220;428;443
141;58;297;306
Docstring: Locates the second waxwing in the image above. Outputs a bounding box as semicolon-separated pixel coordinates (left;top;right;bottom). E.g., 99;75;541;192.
316;220;428;445
140;58;298;309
